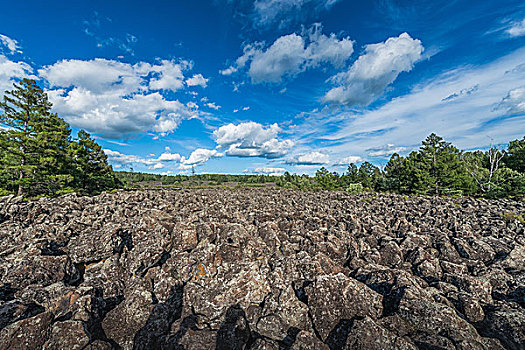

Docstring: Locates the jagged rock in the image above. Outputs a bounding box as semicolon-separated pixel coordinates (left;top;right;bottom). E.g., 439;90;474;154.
43;320;90;349
0;312;53;350
305;273;383;341
345;316;417;350
0;189;523;349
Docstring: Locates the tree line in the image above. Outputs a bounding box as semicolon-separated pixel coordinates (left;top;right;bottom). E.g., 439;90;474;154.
277;133;525;198
1;79;523;199
0;79;118;198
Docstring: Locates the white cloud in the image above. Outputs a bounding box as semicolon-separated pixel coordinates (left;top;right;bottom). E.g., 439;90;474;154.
335;155;363;165
245;167;287;175
248;34;306;83
367;145;407;157
205;102;221;110
179;148;223;169
40;58;144;94
251;0;342;28
39;58;205;138
294;46;525;162
506;18;525;37
149;60;190;91
219;66;238;75
286;151;330;165
0;55;33;96
243;106;251;111
0;34;21;55
105;149;187;171
226;25;353;83
213;121;294;158
186;73;209;88
442;85;479;101
157;152;182;161
324;32;424;106
494;86;525;115
104;149;158;166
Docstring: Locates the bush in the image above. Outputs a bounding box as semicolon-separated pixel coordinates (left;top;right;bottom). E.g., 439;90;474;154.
345;183;364;194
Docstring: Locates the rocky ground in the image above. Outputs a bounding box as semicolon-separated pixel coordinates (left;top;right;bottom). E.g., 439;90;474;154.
0;189;524;350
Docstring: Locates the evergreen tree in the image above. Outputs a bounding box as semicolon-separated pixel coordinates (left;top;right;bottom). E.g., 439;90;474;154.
358;161;380;189
385;152;419;193
68;130;118;194
0;79;72;196
505;136;525;173
346;163;359;183
415;133;471;196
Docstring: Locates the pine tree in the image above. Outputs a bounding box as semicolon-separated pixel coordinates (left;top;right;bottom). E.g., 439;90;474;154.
416;133;470;196
0;79;72;196
505;136;525;173
68;129;118;194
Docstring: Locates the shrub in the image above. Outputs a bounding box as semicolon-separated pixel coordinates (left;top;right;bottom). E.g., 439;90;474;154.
345;183;364;194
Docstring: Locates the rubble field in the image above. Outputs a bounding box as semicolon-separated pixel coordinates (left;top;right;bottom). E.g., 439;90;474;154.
0;189;524;350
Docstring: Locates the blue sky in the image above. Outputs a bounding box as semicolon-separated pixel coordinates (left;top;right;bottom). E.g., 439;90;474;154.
1;0;525;175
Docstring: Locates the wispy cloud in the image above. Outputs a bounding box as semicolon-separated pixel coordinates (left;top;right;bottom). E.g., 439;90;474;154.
286;151;330;165
289;46;525;162
506;18;525;37
0;34;22;55
83;12;138;55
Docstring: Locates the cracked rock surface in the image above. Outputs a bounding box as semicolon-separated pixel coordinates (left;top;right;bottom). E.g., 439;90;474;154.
0;189;524;349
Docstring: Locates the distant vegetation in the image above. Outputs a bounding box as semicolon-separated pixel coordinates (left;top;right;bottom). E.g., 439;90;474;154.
1;80;524;199
276;133;525;199
119;133;525;200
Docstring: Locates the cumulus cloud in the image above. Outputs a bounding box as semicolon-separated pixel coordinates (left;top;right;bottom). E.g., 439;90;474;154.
335;155;363;165
157;152;182;161
245;167;286;175
251;0;342;28
213;122;294;158
149;60;191;91
494;86;525;115
179;148;223;169
39;58;206;138
324;32;423;106
0;34;21;55
286;151;330;165
0;55;33;96
185;73;209;88
506;18;525;37
225;25;353;83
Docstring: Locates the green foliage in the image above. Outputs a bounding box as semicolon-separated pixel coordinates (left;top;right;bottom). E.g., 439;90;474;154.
501;211;525;224
314;167;340;190
505;136;525;173
345;183;363;194
0;79;73;196
0;80;118;197
68;130;120;195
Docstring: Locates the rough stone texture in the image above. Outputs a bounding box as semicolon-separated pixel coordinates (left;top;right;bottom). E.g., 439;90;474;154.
0;189;524;349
